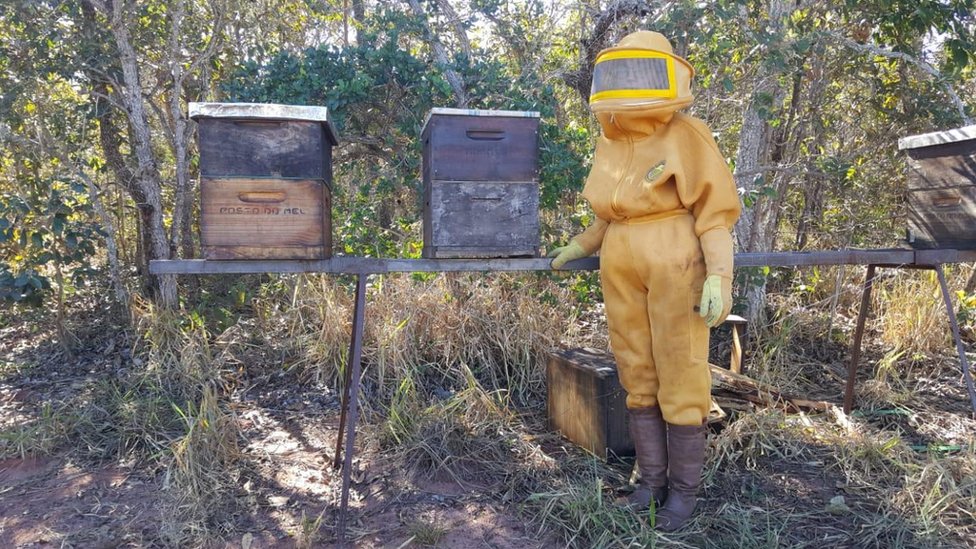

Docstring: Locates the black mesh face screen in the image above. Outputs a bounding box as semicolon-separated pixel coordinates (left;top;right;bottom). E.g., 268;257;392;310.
590;56;671;96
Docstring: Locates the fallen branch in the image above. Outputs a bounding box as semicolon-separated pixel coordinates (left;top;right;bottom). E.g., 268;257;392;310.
709;363;832;414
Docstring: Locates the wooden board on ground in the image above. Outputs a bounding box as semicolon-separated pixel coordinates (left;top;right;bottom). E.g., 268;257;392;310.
709;363;831;413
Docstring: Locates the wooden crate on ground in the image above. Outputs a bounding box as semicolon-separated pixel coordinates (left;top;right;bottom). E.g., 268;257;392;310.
546;348;633;460
547;348;741;460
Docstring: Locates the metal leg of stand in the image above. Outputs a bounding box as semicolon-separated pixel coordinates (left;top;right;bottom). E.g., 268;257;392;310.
333;335;355;470
934;265;976;418
844;264;877;414
335;274;368;544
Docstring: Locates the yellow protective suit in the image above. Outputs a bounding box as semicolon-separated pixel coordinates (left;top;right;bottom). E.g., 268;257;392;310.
565;31;741;427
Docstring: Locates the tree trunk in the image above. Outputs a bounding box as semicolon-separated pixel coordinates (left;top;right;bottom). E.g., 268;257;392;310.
165;0;223;262
404;0;467;106
167;0;193;259
561;0;653;107
433;0;473;61
85;176;129;306
734;103;768;251
351;0;368;47
48;120;131;307
732;0;792;327
103;0;177;308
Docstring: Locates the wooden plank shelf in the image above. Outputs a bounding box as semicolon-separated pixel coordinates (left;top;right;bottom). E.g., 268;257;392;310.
149;249;976;275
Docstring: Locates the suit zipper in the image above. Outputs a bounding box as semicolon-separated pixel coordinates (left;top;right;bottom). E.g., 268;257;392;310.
609;120;634;217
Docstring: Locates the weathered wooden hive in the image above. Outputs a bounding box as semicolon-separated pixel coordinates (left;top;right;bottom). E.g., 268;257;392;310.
546;348;634;460
421;108;541;258
898;124;976;250
189;102;339;260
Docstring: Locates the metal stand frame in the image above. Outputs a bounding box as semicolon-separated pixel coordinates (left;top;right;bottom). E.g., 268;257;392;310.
333;274;368;543
844;263;976;418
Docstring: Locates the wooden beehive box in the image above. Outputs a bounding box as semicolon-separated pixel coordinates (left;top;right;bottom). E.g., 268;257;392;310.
898;124;976;250
421;108;541;258
189;102;339;260
547;348;633;460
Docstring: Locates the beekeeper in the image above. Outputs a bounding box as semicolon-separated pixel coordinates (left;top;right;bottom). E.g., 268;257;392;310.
549;30;741;531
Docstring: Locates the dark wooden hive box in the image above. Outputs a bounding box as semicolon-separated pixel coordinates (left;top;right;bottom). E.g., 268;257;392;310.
422;108;541;258
189;102;339;260
898;125;976;250
547;347;634;460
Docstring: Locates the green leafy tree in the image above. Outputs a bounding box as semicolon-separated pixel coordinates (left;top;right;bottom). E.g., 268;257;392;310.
223;3;589;256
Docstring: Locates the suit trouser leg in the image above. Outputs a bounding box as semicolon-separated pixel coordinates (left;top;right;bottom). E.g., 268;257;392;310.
602;223;659;409
602;216;711;426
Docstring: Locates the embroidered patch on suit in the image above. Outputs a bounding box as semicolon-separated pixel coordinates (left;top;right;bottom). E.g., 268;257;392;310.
645;161;666;182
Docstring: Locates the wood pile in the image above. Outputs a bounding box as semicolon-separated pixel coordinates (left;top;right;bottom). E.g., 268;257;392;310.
708;363;830;424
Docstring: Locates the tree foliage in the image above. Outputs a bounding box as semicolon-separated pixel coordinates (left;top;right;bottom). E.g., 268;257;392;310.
1;0;974;314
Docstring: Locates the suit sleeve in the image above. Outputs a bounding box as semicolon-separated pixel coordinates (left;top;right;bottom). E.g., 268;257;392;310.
675;121;742;279
571;216;609;255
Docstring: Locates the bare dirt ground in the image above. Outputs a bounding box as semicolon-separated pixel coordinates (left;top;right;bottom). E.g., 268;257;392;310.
0;303;557;548
2;296;975;548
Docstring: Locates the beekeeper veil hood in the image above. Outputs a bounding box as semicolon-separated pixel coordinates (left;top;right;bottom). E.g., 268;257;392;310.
589;30;694;116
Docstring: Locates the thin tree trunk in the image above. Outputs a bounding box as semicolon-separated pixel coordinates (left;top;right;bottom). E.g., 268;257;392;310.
351;0;368;47
165;0;224;261
433;0;473;61
86;179;129;306
733;0;791;327
167;0;192;259
52;259;75;357
46;132;131;307
102;0;177;308
404;0;467;106
734;102;768;251
561;0;655;107
136;207;157;296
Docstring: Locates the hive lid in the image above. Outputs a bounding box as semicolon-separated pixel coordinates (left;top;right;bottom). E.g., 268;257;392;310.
422;107;540;135
189;102;338;145
898;124;976;150
552;347;618;379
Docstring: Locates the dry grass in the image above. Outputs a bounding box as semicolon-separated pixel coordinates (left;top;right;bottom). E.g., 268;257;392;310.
4;260;974;547
162;384;242;544
522;265;976;548
127;298;245;546
261;265;973;548
295;509;327;549
877;270;952;358
0;296;247;546
0;402;77;458
377;362;559;499
254;272;605;405
404;517;449;546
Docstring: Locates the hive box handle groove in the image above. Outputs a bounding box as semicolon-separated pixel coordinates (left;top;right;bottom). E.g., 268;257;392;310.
465;129;506;140
933;196;962;207
238;191;287;203
232;120;283;127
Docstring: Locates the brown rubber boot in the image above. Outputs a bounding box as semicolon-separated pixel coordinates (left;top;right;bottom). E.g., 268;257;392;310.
655;422;706;531
625;406;668;509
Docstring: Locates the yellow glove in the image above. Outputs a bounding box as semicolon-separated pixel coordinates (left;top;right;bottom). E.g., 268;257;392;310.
548;241;588;269
699;274;732;328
